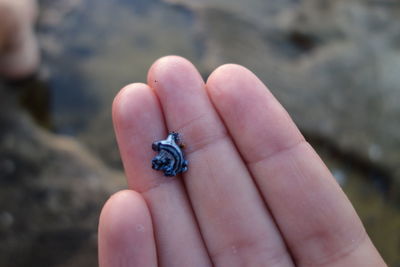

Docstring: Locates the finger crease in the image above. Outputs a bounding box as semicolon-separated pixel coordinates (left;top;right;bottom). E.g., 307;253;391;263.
300;228;367;266
185;132;230;157
139;176;180;195
173;112;209;134
210;237;290;266
246;138;307;167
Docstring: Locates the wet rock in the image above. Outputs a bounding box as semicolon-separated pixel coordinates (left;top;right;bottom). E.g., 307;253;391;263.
314;143;400;265
0;89;125;267
167;0;400;199
0;211;14;231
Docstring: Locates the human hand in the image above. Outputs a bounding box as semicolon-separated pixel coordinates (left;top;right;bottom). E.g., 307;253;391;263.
0;0;39;79
98;56;386;267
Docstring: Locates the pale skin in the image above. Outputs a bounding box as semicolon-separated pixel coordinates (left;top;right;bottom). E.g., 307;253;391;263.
98;56;387;267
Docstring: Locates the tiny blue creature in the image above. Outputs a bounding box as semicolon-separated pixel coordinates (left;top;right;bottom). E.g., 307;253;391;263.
151;132;188;177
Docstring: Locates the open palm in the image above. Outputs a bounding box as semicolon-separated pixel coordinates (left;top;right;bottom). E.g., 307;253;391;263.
98;56;385;267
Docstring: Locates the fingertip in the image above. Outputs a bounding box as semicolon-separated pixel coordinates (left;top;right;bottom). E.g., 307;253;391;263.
206;62;304;163
206;64;261;95
207;63;251;82
99;190;157;267
147;55;203;91
99;190;151;247
206;64;274;118
112;83;152;130
111;81;167;191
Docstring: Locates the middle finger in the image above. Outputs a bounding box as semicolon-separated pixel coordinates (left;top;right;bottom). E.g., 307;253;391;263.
148;56;294;266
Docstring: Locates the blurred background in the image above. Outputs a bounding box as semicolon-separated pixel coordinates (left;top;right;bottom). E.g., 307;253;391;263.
0;0;399;266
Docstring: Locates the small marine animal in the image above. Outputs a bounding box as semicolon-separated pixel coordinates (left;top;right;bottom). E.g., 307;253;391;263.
151;132;188;177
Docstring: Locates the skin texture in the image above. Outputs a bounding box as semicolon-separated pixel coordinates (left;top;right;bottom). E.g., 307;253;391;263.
99;56;387;267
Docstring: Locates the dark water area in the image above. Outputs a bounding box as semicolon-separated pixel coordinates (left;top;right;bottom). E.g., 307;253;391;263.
2;0;400;266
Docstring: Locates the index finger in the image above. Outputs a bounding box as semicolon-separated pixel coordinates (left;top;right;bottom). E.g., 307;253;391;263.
206;64;386;266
